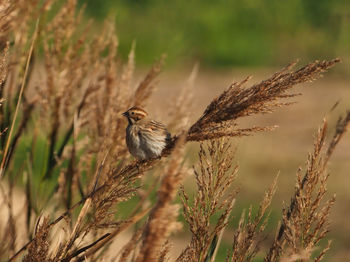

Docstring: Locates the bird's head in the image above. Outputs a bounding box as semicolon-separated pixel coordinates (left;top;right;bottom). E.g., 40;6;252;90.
122;106;148;124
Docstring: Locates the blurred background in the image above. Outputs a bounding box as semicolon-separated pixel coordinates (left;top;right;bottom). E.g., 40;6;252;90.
74;0;350;261
80;0;350;70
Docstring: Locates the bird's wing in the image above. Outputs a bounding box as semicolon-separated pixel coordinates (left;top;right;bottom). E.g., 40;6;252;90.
140;120;171;142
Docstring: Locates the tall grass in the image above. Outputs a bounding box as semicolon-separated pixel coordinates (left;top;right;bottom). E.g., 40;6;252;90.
0;1;348;262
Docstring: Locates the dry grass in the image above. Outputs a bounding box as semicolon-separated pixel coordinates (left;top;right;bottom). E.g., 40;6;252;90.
177;139;238;262
0;1;348;262
265;113;350;262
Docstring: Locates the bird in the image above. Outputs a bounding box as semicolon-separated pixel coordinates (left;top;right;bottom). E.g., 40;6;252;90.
122;106;171;160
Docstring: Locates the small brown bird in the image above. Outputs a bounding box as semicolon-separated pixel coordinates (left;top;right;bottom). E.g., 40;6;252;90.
122;106;171;160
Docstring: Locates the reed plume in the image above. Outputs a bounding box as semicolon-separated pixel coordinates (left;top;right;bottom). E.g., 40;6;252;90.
265;112;350;262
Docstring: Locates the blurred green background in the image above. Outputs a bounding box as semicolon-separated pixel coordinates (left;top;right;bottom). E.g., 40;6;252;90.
79;0;350;68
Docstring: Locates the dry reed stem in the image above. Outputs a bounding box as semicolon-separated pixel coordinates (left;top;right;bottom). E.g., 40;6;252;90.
61;233;110;262
227;175;278;262
58;198;92;260
74;207;151;260
116;227;143;262
133;54;166;107
0;19;38;178
210;198;236;262
324;111;350;165
168;63;198;132
0;41;9;90
314;240;332;262
121;41;135;105
0;181;16;257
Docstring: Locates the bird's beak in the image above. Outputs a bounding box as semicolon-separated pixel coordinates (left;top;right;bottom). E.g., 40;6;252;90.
122;111;128;117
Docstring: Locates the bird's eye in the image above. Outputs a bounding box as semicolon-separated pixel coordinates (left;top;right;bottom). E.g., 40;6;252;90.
131;112;134;115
